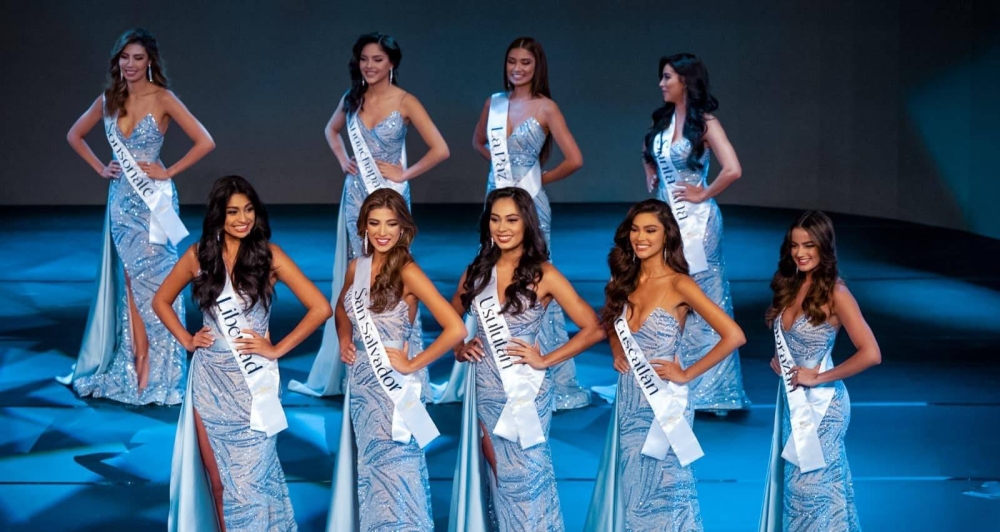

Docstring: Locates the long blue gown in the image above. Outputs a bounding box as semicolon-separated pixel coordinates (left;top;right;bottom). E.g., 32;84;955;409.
290;111;429;399
436;116;590;411
69;112;187;405
584;308;702;531
759;316;861;532
169;293;297;531
655;137;749;412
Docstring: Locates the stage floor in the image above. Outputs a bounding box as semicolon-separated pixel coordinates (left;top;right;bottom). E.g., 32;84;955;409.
2;203;999;531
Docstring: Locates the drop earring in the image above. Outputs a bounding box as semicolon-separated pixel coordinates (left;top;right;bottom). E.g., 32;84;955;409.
361;77;366;87
364;231;369;255
390;69;395;84
120;69;124;81
147;64;152;82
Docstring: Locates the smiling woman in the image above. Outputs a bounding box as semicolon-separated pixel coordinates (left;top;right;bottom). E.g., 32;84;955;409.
61;28;215;406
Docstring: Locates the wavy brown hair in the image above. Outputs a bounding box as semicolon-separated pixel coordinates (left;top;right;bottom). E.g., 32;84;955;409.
357;188;417;313
601;199;689;329
765;211;840;327
503;37;554;165
460;187;549;315
103;29;169;118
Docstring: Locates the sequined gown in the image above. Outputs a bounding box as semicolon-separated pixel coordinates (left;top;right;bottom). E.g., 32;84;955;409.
760;316;860;532
437;116;589;410
585;308;702;532
336;286;434;530
472;298;564;532
72;113;187;405
290;110;429;399
655;137;749;411
178;297;297;531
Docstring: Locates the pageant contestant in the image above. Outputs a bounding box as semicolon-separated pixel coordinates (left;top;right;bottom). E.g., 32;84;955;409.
291;32;449;398
62;28;215;405
156;176;332;531
584;199;745;532
437;36;589;410
759;211;879;532
449;187;605;531
326;189;466;531
642;53;749;414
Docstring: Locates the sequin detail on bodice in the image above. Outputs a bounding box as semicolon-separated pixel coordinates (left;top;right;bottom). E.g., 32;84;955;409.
487;117;546;191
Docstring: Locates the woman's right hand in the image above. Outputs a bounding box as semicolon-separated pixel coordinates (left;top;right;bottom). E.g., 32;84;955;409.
770;355;782;376
185;326;214;352
340;340;357;365
455;338;484;363
101;161;122;179
340;157;358;176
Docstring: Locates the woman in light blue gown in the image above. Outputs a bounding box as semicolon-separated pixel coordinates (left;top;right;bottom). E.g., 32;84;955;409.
63;28;215;405
326;189;466;531
437;37;590;410
155;176;333;531
759;212;880;532
449;188;605;532
290;32;449;399
642;53;749;413
584;199;745;531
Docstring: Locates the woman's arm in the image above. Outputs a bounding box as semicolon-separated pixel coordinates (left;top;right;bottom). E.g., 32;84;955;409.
792;284;881;387
471;97;492;161
376;94;449;183
387;263;467;374
651;274;746;383
152;245;208;351
67;96;120;178
449;270;483;362
325;94;358;175
336;259;358;363
538;99;583;185
508;263;605;369
675;116;741;203
140;90;215;179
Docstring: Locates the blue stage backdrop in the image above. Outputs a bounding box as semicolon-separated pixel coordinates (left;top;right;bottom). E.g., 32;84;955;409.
1;0;997;238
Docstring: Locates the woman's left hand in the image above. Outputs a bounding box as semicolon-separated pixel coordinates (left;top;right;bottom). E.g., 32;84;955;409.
508;339;547;370
236;329;280;360
138;161;171;180
650;358;690;384
386;342;415;374
376;161;406;183
673;183;707;204
790;365;821;389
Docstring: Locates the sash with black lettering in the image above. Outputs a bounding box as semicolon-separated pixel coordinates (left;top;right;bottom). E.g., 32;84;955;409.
773;315;835;472
346;112;408;196
103;113;188;246
487;93;542;197
652;114;710;274
472;266;546;449
215;274;287;436
351;255;439;447
613;306;704;466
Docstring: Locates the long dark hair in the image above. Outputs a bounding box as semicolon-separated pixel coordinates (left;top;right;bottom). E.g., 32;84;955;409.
642;53;718;172
601;199;689;329
460;188;548;315
357;189;417;313
503;37;554;165
103;28;169;118
765;211;840;327
192;176;274;314
344;33;402;115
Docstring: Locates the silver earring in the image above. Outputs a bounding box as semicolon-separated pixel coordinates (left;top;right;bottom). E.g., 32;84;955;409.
361;77;366;87
490;238;495;248
120;69;124;81
147;64;152;82
216;231;221;242
390;69;395;84
364;231;369;255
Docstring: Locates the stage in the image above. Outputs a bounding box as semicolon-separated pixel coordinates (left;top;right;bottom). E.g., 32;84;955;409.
1;203;998;531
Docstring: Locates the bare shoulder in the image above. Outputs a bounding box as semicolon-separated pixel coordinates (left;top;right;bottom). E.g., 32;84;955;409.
401;260;428;281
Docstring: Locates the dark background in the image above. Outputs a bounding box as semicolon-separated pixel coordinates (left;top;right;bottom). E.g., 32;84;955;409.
2;0;997;238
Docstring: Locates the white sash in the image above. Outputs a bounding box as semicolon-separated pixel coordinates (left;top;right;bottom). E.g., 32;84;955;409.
613;306;704;466
487;93;542;198
652;115;710;274
350;256;439;448
214;275;287;437
103;114;188;246
346;112;408;196
773;315;835;473
472;267;546;449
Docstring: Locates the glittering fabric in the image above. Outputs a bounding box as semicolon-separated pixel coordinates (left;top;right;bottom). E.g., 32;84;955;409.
778;316;861;531
487;116;590;411
344;288;434;531
617;308;703;531
74;113;186;405
655;137;749;411
470;298;565;532
193;299;297;531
